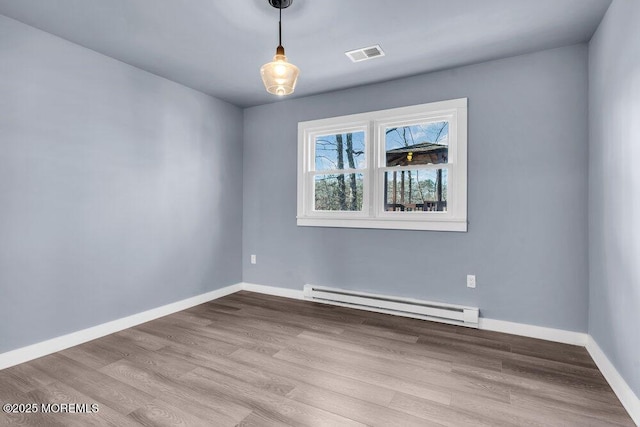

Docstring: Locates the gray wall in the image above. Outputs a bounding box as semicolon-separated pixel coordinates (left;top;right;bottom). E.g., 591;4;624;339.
0;15;243;353
243;44;590;332
588;0;640;395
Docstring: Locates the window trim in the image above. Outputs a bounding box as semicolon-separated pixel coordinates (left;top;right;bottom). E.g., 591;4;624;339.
297;98;468;232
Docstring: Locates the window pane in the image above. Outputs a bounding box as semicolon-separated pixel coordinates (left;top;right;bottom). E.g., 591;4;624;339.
385;122;448;166
384;169;448;212
314;174;364;211
315;131;365;171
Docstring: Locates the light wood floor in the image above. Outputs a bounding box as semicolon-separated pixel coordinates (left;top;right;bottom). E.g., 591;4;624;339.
0;291;634;426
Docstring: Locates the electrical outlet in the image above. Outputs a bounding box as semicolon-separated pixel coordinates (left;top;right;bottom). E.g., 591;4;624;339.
250;254;257;265
467;274;476;288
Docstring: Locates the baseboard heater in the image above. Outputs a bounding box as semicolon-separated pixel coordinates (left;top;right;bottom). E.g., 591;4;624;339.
303;285;479;328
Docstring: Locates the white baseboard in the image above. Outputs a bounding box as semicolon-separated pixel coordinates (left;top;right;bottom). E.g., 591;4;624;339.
586;336;640;426
241;282;305;300
0;283;243;370
478;318;588;346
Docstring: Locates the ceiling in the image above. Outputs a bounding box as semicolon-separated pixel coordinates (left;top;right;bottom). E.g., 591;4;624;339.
0;0;611;108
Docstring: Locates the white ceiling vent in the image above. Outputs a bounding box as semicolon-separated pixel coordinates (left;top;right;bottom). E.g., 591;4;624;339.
345;45;385;63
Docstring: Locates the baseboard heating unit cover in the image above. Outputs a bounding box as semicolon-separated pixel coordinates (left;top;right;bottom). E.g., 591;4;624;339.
303;285;479;328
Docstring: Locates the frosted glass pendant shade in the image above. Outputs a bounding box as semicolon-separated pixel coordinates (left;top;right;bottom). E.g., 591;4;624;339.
261;46;300;96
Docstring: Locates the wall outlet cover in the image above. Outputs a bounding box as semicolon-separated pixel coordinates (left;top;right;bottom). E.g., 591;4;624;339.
467;275;476;288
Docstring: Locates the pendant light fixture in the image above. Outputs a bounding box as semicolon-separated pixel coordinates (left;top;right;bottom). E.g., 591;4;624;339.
260;0;299;96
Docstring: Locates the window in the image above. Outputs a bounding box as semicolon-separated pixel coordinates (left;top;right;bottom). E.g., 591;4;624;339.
297;98;467;231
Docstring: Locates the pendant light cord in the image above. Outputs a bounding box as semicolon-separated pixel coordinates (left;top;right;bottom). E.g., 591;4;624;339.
278;2;282;47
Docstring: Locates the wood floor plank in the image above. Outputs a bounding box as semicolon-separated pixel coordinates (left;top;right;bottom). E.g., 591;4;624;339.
236;411;292;427
154;315;278;355
197;305;353;339
223;292;368;326
62;334;153;368
26;381;140;427
0;383;69;427
416;332;515;359
365;317;513;351
0;363;57;394
57;344;122;371
188;322;285;355
164;310;216;327
272;343;463;405
305;327;504;372
335;320;421;344
123;347;199;380
286;334;453;382
286;382;445;427
187;301;243;313
501;350;607;382
59;368;155;415
203;310;307;337
296;329;453;372
452;362;625;407
455;327;596;366
199;320;294;349
157;346;298;397
510;391;636;427
389;391;497;427
143;312;213;331
501;358;611;392
291;331;512;402
451;391;616;427
230;348;399;407
509;342;597;368
0;291;634;426
113;328;175;351
99;359;248;425
230;304;348;335
127;399;216;427
134;321;241;355
182;367;365;426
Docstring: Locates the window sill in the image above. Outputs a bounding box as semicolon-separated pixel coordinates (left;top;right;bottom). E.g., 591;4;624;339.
296;217;468;232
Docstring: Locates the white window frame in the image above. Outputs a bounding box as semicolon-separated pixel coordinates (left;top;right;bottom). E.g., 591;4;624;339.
297;98;467;232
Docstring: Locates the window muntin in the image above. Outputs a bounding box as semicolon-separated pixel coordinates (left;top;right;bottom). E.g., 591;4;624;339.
298;99;467;231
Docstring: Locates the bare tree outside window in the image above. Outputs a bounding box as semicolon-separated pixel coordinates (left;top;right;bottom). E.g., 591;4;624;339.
314;131;364;211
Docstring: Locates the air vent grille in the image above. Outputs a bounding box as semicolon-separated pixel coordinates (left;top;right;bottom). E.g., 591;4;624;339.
345;45;385;63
